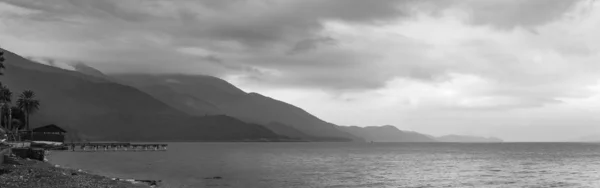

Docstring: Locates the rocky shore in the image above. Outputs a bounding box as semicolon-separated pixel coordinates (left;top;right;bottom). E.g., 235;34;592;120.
0;155;151;188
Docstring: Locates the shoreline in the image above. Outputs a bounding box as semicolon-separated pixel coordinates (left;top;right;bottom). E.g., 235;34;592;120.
45;151;163;187
1;153;154;188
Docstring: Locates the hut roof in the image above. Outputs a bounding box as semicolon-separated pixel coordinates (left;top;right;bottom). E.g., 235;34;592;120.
32;124;67;133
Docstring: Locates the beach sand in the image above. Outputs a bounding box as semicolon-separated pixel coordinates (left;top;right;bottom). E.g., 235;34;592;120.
0;155;151;188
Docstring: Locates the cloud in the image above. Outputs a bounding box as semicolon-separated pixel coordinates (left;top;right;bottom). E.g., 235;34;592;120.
0;1;40;16
0;0;411;73
420;0;582;29
1;0;596;98
2;0;600;140
287;36;337;55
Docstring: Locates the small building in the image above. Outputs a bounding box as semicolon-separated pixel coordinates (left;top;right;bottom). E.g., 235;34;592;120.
26;124;67;143
0;127;7;143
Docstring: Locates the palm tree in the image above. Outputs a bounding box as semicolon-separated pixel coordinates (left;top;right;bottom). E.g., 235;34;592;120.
17;90;40;131
0;105;9;129
0;85;12;130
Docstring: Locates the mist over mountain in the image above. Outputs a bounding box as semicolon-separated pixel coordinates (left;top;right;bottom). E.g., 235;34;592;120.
70;62;111;80
1;48;285;141
435;135;503;143
339;125;437;142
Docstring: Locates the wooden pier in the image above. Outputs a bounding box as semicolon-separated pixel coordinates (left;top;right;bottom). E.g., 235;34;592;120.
66;143;168;152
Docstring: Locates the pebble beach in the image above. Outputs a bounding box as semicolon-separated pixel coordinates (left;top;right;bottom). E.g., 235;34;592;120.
0;156;151;188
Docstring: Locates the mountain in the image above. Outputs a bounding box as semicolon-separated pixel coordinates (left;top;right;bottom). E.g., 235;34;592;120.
262;122;312;140
127;83;223;116
112;74;362;142
0;48;284;141
436;135;503;143
338;125;437;142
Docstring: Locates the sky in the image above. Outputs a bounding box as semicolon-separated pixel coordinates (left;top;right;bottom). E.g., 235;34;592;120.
1;0;600;141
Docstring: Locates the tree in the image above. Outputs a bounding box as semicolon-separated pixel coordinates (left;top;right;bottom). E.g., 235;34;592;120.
0;50;8;141
0;50;5;75
0;85;12;129
0;50;6;130
0;106;25;141
17;90;40;131
0;104;9;129
10;106;25;131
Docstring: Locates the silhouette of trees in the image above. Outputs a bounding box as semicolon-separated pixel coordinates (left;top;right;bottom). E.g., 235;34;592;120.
0;50;7;130
0;84;12;130
10;106;25;131
0;50;5;75
0;50;7;141
0;49;42;141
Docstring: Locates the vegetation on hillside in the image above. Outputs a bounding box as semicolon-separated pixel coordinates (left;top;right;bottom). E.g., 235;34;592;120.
0;49;41;141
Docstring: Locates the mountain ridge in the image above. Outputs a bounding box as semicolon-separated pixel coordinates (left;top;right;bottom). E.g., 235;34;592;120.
0;48;286;142
29;55;504;143
436;135;503;143
111;74;363;142
339;125;437;142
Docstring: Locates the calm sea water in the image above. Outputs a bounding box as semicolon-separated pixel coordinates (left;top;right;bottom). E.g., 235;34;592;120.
48;142;600;188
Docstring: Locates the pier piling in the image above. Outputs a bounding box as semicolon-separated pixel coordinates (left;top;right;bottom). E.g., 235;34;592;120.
67;143;167;152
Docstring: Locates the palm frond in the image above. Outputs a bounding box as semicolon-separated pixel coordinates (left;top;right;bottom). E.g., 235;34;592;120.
17;90;40;114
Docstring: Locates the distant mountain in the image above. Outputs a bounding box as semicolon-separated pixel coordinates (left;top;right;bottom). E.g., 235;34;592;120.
112;74;362;142
338;125;437;142
436;135;503;143
1;48;284;141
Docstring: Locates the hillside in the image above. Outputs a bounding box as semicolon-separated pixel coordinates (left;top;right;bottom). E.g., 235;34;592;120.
262;122;312;140
131;84;223;116
339;125;437;142
0;48;283;141
113;74;362;141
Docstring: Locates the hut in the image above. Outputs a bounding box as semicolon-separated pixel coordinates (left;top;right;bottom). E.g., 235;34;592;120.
0;127;7;143
25;124;67;143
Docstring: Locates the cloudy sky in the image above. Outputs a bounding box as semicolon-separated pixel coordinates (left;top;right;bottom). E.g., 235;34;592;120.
2;0;600;141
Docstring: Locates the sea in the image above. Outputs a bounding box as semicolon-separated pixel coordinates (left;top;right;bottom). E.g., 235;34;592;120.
48;142;600;188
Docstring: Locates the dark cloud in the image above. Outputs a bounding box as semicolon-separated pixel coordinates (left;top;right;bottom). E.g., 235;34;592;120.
67;0;144;22
287;36;337;55
168;0;408;47
1;0;408;50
